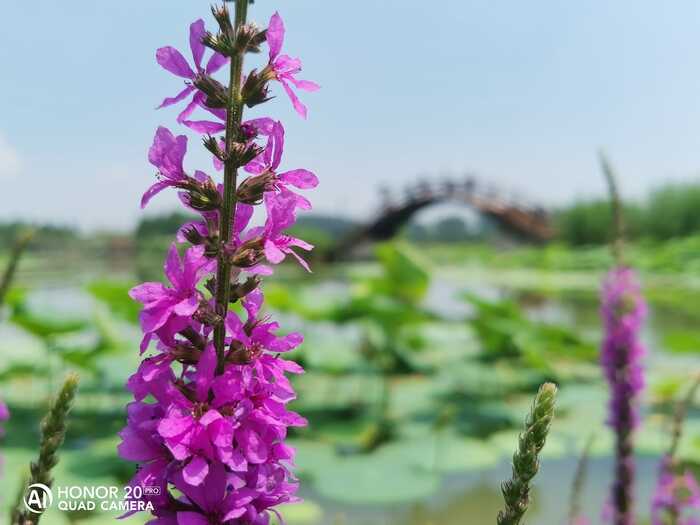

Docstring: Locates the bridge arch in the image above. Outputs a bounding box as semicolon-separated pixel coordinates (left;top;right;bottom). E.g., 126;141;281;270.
324;176;553;261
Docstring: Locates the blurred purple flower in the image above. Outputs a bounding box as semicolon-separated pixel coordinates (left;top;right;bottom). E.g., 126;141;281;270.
652;455;700;525
600;266;647;525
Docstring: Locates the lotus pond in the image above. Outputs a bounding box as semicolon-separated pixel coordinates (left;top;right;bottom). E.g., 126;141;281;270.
2;243;700;524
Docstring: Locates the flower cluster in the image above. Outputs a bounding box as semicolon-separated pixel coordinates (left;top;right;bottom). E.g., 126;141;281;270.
600;266;647;525
651;455;700;525
118;3;317;523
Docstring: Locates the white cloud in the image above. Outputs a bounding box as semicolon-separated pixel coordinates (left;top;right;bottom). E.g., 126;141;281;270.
0;133;22;179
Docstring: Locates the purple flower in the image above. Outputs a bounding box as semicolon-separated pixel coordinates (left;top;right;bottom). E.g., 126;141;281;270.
225;288;304;359
156;20;228;122
244;121;318;210
266;12;320;119
142;127;189;208
246;192;313;272
129;244;209;351
652;455;700;525
600;266;647;525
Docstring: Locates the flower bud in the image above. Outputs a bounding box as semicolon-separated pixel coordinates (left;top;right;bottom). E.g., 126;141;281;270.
179;326;206;350
241;70;271;108
182;225;205;245
230;141;263;167
240;122;258;141
173;380;198;403
193;73;229;108
193;301;223;327
226;340;263;365
185;178;222;212
235;24;266;54
229;237;265;268
226;339;252;364
204;277;217;297
171;343;203;365
203;135;226;162
210;4;234;36
236;171;277;204
202;31;236;57
230;276;261;303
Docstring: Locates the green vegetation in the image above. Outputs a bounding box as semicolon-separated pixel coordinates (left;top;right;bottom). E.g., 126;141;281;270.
554;181;700;245
2;234;700;524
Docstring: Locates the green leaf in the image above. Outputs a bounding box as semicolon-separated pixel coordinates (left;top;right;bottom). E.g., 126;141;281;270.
663;330;700;354
374;242;430;302
87;280;140;323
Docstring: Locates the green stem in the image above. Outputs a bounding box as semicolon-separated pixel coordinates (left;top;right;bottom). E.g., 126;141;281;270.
214;0;249;375
568;434;594;524
599;152;625;266
0;230;33;307
668;374;700;458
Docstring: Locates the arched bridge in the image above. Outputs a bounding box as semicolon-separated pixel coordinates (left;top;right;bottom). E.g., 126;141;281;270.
324;176;554;261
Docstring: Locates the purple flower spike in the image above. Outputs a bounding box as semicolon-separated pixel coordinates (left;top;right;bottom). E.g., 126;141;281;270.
156;19;228;122
123;4;316;523
267;12;320;119
600;266;647;525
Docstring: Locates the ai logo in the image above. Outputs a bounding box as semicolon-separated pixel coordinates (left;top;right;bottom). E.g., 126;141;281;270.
23;483;53;514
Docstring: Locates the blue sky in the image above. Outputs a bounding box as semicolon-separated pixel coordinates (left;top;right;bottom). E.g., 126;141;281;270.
2;1;700;230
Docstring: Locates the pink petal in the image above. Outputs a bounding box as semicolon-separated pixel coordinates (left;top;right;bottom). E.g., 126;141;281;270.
176;96;202;124
280;79;308;119
267;12;285;60
141;181;171;208
177;511;210;525
158;413;191;439
240;428;268;464
223;508;247;521
232;203;254;237
206;52;228;74
264;239;286;264
271;121;285;169
279;169;318;189
195;346;217;401
173;295;199;316
243;288;263;320
183;456;209;486
156;46;195;78
164;244;183;286
189;19;206;69
245;117;276;136
182;120;226;134
289;78;321;92
157;85;195;109
288;248;312;272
